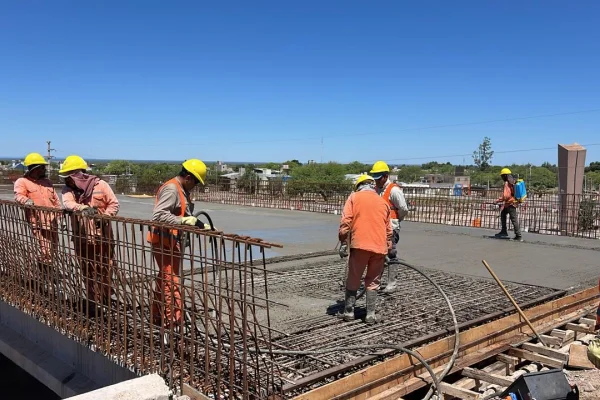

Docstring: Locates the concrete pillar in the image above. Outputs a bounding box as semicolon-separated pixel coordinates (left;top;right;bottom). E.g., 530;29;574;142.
557;143;586;235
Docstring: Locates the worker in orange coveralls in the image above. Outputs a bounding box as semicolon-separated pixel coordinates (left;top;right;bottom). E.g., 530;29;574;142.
13;153;62;272
147;159;208;328
60;155;119;311
338;174;392;324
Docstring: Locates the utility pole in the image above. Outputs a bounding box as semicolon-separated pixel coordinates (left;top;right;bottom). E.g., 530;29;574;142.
320;136;323;163
46;141;56;173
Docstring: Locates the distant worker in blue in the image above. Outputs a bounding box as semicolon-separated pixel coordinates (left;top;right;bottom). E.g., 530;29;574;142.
369;161;409;293
495;168;523;242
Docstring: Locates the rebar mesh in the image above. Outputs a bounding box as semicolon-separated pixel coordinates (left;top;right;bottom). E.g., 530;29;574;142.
0;200;284;399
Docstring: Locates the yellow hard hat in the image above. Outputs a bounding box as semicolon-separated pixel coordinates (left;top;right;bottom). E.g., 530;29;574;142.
370;160;390;175
182;159;207;184
59;155;88;175
23;153;48;167
500;168;512;175
354;174;374;191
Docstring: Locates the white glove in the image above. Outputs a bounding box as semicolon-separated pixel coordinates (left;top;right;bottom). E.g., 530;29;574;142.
24;199;35;206
181;216;198;226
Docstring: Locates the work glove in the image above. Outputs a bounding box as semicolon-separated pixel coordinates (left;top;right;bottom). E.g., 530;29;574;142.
387;247;397;260
339;244;348;258
81;207;98;217
181;216;198;226
24;199;35;206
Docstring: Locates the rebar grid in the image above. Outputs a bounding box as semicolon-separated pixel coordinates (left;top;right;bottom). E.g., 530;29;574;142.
251;260;560;391
0;200;284;399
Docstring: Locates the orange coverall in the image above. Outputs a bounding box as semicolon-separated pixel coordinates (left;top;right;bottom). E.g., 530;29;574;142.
13;177;62;264
339;189;392;291
147;178;193;327
62;180;119;304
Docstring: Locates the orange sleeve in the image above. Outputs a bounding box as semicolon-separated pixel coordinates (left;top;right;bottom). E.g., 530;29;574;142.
13;178;29;204
338;194;354;242
51;188;61;209
61;188;82;211
100;181;120;216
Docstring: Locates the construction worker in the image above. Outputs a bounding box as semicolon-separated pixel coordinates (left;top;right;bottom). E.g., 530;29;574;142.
60;155;120;310
147;159;208;328
369;161;409;293
13;152;62;269
495;168;523;242
338;174;392;324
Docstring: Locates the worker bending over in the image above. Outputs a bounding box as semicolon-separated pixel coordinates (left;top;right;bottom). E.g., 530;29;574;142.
60;155;120;312
14;152;62;273
495;168;523;242
147;159;207;328
338;174;392;324
370;161;409;293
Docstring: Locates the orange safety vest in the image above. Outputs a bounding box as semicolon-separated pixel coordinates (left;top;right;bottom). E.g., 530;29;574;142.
382;182;400;219
146;178;187;247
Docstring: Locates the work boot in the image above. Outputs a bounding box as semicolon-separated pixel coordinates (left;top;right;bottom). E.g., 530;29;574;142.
339;289;357;321
382;263;399;294
365;290;378;324
494;231;509;238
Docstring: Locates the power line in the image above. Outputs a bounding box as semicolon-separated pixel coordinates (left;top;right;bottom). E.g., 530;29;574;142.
358;143;600;164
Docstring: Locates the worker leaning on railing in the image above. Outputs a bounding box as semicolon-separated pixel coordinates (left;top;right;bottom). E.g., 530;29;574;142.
60;155;120;314
147;159;208;328
13;152;63;276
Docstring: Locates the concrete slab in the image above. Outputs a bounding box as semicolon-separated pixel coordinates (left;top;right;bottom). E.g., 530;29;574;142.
65;374;170;400
1;191;598;289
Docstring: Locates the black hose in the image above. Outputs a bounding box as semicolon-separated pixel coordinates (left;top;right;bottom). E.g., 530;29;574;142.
241;260;460;400
193;210;215;231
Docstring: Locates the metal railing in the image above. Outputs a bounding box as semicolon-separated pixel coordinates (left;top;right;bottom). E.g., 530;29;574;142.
0;200;284;398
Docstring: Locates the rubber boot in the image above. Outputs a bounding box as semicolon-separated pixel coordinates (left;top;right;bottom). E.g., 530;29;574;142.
365;290;378;324
339;289;357;321
382;263;399;294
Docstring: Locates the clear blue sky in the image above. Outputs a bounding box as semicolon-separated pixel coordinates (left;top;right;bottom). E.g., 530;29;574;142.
1;1;599;165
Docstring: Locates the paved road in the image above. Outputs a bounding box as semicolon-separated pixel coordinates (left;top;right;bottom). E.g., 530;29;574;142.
1;190;598;290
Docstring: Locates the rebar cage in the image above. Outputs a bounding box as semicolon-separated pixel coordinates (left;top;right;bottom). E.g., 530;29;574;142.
0;200;283;399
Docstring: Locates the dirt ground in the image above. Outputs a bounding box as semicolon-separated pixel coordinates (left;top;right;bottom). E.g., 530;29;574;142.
566;368;600;399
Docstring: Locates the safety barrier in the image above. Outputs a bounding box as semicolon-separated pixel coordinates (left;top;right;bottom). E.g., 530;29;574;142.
0;200;283;398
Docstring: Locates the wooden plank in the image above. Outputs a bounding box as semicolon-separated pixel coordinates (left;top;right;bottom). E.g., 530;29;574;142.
461;367;513;387
367;309;587;400
496;353;518;375
291;287;598;400
580;317;596;327
519;342;569;362
182;383;212;400
508;348;565;368
568;344;596;369
565;322;594;334
439;382;481;400
539;334;562;347
455;362;506;390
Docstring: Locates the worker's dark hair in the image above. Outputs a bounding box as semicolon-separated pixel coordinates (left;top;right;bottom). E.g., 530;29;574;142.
179;167;200;184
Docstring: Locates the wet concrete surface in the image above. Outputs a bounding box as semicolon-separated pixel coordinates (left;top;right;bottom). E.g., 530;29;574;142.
1;190;598;290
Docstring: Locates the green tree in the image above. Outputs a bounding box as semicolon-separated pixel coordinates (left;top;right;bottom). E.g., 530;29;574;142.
396;165;423;183
237;170;259;194
541;162;558;173
585;161;600;172
345;161;371;174
472;137;494;171
103;160;138;175
528;167;557;190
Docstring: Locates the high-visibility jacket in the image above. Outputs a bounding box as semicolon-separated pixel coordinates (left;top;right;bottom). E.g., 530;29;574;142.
146;178;187;248
382;182;401;220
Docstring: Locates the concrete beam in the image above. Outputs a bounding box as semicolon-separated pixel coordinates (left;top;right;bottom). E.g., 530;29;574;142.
65;374;171;400
0;300;137;398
